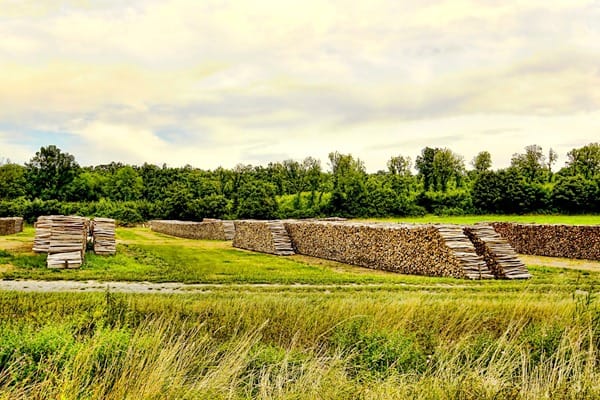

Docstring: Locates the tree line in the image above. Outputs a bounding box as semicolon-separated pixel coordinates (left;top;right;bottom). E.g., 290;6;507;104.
1;143;599;224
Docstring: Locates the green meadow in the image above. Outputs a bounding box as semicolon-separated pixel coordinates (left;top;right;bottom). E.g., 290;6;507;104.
0;220;598;399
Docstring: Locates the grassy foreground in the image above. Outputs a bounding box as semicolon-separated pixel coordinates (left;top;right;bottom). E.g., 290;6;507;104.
0;221;599;398
0;289;598;399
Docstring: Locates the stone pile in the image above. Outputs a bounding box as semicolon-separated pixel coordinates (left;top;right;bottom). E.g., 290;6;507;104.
233;220;295;256
492;222;600;261
93;218;116;255
150;219;233;240
0;217;23;235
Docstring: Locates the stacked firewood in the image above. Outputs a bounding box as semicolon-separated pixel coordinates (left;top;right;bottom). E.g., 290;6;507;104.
464;224;530;279
0;217;23;235
492;222;600;261
284;221;481;279
150;220;229;240
222;221;236;240
233;220;295;256
93;218;116;255
46;216;89;269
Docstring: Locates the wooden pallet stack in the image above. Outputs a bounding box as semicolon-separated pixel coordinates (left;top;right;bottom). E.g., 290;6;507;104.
93;218;116;255
33;216;53;253
46;216;89;269
435;225;495;280
464;224;531;279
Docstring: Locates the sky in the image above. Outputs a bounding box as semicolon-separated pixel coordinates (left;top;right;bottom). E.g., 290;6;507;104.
0;0;599;172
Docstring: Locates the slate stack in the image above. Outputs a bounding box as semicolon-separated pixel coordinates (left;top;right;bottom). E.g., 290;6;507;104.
93;218;116;255
464;224;531;279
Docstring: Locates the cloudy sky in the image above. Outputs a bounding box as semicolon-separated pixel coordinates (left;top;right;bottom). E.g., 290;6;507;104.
1;0;599;172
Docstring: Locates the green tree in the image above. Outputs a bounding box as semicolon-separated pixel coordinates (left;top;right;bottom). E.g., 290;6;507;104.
510;144;547;183
236;181;278;219
26;145;79;200
566;143;600;179
415;147;438;191
327;152;368;216
0;163;27;200
106;166;143;201
432;148;465;192
471;151;492;172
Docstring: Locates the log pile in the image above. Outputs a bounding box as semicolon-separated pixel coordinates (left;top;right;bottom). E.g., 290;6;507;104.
284;220;478;279
149;220;229;240
0;217;23;235
93;218;116;255
492;222;600;261
46;216;89;269
464;224;531;279
233;220;295;256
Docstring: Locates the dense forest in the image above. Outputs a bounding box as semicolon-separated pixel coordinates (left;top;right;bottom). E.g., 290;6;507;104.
1;143;599;224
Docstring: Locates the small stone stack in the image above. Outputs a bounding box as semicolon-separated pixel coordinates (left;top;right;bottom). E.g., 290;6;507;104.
46;216;89;269
0;217;23;235
464;224;531;279
93;218;116;255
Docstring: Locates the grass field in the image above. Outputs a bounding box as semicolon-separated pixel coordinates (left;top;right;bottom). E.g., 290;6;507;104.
0;219;599;399
362;214;600;225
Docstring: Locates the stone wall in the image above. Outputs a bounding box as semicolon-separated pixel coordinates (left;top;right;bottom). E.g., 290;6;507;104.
492;222;600;260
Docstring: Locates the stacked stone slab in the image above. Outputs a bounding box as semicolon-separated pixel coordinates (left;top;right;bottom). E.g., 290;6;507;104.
93;218;116;255
464;224;531;279
0;217;23;235
233;220;295;256
283;220;493;279
150;219;232;240
46;216;89;269
492;222;600;261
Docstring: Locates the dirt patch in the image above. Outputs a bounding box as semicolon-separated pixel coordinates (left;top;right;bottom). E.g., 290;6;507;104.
521;255;600;273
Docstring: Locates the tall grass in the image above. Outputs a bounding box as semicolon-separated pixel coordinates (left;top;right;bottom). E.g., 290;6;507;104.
0;289;597;399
